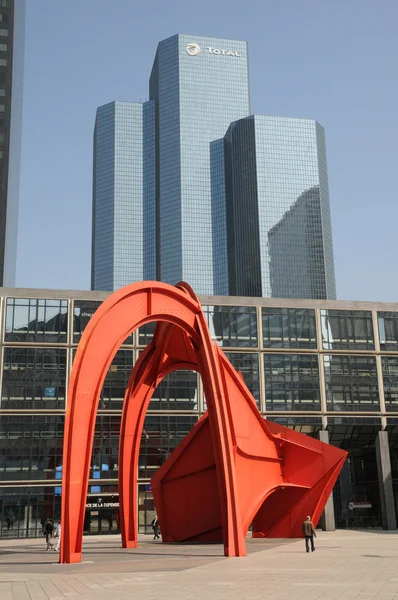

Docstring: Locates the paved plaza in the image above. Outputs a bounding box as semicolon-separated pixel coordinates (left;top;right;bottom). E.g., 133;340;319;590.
1;531;398;600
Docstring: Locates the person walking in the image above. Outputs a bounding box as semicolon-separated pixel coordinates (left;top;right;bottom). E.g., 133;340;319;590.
44;518;54;551
151;515;160;540
54;520;61;552
302;515;316;553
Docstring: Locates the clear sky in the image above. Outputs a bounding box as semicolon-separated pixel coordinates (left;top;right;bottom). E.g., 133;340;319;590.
17;0;398;301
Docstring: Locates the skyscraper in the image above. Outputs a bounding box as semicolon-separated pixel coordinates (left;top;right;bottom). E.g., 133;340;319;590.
92;34;336;300
0;0;25;287
224;116;336;299
92;101;156;291
149;34;250;295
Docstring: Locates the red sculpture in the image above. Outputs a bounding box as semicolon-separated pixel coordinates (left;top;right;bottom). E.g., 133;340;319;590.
60;281;346;563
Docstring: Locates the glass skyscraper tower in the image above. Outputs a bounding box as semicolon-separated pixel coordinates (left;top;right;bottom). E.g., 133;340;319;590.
224;116;336;299
92;34;336;300
0;0;25;287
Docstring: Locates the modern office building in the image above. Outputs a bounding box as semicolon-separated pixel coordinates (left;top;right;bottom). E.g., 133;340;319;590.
0;0;25;287
92;34;336;299
1;286;398;538
91;101;156;291
224;116;336;299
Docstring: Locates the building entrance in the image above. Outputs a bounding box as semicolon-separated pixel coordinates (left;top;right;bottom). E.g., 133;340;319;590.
138;483;155;534
84;495;120;535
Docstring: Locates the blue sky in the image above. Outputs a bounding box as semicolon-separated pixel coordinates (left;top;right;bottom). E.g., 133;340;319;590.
17;0;398;300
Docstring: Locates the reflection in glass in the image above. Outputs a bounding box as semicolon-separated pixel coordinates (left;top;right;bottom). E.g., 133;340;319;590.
0;416;64;480
321;310;374;350
150;370;198;411
138;322;156;346
382;356;398;411
262;307;316;349
203;305;258;347
224;116;336;299
139;415;198;478
263;354;321;411
324;355;379;411
1;348;67;409
378;312;398;351
5;298;68;343
73;300;101;342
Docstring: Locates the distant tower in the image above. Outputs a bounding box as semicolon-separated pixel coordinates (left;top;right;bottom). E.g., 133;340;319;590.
92;36;336;300
91;101;156;291
224;116;336;299
0;0;25;286
149;34;250;295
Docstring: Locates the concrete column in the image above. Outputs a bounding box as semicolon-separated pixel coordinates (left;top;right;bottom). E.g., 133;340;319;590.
375;430;397;530
318;430;336;531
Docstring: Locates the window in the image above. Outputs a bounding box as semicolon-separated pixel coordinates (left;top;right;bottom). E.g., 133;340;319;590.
150;370;199;411
0;104;4;112
72;300;101;342
321;310;374;350
5;298;68;343
0;13;8;22
382;356;398;411
263;354;321;411
0;58;7;66
0;28;8;36
203;305;258;348
0;43;7;51
0;1;7;7
138;321;156;346
0;89;5;96
0;486;61;539
0;416;64;480
262;307;317;349
139;415;198;478
378;312;398;351
324;355;379;411
1;347;67;409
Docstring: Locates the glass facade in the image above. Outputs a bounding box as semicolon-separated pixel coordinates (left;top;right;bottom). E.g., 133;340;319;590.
0;0;25;286
203;304;258;347
150;34;250;295
262;307;317;349
263;354;321;412
1;288;398;537
91;101;156;291
91;34;336;299
224;116;336;298
321;309;374;350
378;311;398;351
324;355;379;411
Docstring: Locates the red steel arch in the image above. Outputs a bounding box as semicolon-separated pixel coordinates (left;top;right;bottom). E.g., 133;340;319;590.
60;281;245;563
60;281;347;564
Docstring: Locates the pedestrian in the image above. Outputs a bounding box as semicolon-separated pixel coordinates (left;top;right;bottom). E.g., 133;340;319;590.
151;515;160;540
302;515;316;553
54;520;61;552
44;518;54;551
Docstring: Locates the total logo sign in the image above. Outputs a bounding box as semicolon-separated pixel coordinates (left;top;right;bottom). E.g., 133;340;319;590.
186;42;240;57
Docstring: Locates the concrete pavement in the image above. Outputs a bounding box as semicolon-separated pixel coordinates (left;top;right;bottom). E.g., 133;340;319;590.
0;531;398;599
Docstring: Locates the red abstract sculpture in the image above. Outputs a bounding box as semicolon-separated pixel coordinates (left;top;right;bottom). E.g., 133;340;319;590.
60;281;346;564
